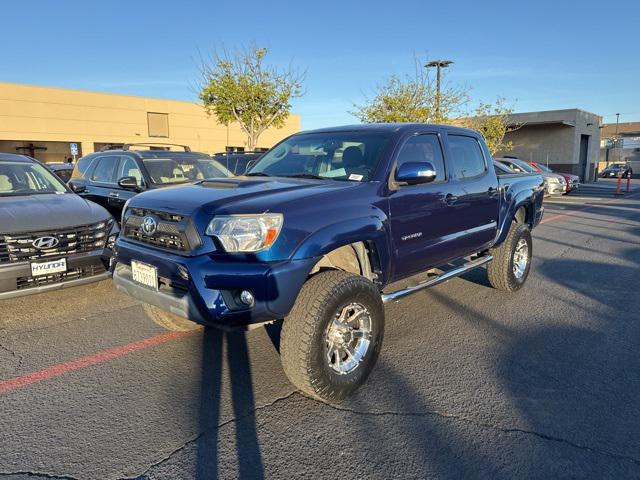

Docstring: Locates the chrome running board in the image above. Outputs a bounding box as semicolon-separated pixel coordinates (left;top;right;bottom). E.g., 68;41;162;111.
381;254;493;304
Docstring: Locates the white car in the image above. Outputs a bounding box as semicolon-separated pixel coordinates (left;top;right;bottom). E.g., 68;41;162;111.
496;158;566;196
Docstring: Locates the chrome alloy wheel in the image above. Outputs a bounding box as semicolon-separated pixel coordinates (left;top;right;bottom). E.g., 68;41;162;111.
512;238;529;279
324;302;372;375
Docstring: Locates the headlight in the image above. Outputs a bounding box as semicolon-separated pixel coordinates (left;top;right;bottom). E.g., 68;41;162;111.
121;198;132;224
206;214;283;252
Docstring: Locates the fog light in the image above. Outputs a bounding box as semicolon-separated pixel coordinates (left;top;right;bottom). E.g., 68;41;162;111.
239;290;254;306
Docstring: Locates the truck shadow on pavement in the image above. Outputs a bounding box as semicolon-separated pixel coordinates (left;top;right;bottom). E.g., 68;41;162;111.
195;328;264;480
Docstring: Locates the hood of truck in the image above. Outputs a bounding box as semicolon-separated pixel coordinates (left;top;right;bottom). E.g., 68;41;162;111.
0;193;112;233
126;177;362;216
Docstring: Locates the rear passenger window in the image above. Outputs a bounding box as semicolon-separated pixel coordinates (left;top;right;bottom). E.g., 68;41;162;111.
90;156;119;183
448;135;487;179
396;134;446;182
71;156;95;180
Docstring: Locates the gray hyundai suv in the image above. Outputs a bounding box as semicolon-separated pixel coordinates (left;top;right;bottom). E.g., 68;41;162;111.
0;153;118;299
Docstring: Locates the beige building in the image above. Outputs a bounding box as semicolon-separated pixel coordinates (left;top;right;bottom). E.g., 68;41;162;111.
0;82;301;163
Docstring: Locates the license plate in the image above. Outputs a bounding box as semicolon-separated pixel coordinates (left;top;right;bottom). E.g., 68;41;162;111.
131;260;158;290
31;258;67;277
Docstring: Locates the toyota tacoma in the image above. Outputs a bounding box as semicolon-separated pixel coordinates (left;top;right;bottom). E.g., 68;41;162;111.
113;124;545;402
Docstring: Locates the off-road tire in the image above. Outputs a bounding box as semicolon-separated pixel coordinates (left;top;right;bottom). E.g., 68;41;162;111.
487;222;532;292
280;270;384;403
143;304;202;332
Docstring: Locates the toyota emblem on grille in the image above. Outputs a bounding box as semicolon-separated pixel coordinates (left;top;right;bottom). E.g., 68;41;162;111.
32;236;59;250
141;216;158;235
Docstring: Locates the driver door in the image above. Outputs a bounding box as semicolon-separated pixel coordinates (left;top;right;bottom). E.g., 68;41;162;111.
388;132;459;280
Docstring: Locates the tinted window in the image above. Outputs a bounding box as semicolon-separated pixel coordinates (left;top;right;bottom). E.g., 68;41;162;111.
117;156;143;186
505;158;536;173
449;135;487;179
494;161;514;176
396;134;446;182
90;156;119;183
71;156;95;180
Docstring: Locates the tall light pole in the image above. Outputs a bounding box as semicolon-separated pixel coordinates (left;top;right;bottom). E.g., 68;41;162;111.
425;59;453;121
615;113;620;161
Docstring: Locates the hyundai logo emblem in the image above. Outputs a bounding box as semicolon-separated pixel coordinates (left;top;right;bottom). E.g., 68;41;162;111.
141;216;158;235
32;236;59;250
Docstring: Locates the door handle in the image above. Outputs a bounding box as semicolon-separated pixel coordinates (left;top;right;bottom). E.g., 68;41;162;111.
108;192;120;198
443;193;458;205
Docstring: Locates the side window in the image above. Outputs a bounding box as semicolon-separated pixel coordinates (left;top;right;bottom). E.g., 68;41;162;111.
71;156;95;180
396;134;446;182
448;135;487;179
117;156;143;186
90;156;118;183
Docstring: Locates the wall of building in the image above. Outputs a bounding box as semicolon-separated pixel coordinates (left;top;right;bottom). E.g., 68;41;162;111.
503;124;576;165
498;109;601;181
0;82;301;163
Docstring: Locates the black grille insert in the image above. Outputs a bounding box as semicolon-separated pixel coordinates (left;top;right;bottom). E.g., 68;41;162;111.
123;209;197;252
0;221;113;265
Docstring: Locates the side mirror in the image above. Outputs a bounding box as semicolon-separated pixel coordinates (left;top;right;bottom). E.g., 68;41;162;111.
118;176;140;191
396;162;437;185
68;181;86;193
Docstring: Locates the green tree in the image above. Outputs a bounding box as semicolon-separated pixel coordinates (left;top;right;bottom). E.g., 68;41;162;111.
351;63;469;124
459;98;517;155
199;46;304;150
351;58;516;155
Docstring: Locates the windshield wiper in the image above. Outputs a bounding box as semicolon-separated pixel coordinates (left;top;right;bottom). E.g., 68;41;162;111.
245;172;271;177
282;173;325;180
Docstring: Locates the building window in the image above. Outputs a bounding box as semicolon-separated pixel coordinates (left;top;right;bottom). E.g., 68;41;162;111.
147;112;169;138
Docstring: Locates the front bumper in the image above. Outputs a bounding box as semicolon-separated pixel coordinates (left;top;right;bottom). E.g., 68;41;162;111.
0;250;112;300
546;183;566;195
113;239;318;328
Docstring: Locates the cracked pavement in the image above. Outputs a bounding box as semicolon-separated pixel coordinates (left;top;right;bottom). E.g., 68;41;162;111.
1;184;640;479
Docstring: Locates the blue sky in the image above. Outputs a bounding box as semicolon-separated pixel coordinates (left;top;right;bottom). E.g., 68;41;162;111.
1;0;638;130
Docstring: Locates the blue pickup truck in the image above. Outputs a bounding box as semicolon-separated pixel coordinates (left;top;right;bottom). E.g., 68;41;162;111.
113;124;544;402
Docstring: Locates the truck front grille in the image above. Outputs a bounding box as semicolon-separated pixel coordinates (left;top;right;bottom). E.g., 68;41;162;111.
16;264;107;290
123;209;199;253
0;221;113;265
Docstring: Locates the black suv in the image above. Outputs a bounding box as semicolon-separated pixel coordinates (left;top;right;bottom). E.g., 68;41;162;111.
0;153;118;299
212;150;266;175
69;144;232;219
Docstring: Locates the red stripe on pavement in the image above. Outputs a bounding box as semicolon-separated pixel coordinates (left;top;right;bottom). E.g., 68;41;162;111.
0;330;191;395
1;191;637;396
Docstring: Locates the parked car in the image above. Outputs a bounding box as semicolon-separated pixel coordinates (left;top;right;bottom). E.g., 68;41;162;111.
493;159;516;175
496;157;566;196
529;162;580;193
600;162;633;178
212;150;266;175
112;124;545;402
46;162;75;183
0;153;118;299
69;144;232;219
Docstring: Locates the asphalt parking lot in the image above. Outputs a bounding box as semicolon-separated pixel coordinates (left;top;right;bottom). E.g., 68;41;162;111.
1;179;639;480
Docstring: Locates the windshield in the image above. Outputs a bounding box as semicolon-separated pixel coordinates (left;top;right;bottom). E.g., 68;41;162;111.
248;131;392;182
535;163;552;173
0;160;68;196
507;159;537;173
142;157;232;185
